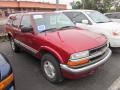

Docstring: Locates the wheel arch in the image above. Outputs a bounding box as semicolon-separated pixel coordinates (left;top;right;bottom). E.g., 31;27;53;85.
39;46;64;64
7;32;13;39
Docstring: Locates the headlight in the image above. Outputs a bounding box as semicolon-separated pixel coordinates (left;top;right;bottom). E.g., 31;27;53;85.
70;51;89;60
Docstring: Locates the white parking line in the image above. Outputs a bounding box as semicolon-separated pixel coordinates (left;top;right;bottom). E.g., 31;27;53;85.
108;76;120;90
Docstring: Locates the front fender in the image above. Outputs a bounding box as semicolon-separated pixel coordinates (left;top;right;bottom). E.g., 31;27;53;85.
40;46;64;64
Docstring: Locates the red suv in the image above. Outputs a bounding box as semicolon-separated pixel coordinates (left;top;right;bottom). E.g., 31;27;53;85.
6;12;111;83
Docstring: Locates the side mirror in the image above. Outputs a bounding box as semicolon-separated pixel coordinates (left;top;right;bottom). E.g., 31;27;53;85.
21;27;33;33
82;20;89;24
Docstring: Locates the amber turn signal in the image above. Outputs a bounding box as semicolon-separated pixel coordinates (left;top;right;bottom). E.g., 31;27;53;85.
0;74;14;90
67;59;89;67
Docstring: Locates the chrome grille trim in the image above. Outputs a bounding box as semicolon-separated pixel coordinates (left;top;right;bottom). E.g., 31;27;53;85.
83;43;108;60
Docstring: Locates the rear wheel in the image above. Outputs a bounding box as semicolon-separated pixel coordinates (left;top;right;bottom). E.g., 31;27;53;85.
10;37;20;52
41;53;63;83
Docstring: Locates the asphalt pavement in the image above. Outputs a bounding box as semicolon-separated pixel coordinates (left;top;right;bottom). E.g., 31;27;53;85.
0;41;120;90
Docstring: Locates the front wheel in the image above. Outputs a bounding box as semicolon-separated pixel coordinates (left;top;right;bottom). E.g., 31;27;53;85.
10;37;20;52
41;54;63;83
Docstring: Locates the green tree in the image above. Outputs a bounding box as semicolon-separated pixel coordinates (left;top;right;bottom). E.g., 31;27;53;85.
102;0;112;12
72;0;98;9
72;0;113;13
83;0;97;9
72;1;83;9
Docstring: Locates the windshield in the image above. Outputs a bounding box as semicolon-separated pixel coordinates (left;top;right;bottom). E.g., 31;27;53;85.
33;13;75;32
85;11;111;23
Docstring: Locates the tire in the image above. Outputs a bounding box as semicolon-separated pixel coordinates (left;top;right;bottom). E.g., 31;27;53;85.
10;37;20;52
41;53;63;83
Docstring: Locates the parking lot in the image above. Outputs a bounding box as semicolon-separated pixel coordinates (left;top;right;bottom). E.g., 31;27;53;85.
0;41;120;90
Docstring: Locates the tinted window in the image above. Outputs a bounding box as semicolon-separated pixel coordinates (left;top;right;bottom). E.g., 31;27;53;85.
105;14;112;18
109;13;120;19
20;15;32;28
64;12;91;24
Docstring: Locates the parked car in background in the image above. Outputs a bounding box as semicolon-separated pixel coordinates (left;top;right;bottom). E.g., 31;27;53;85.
105;12;120;23
0;53;15;90
57;10;120;48
6;12;111;83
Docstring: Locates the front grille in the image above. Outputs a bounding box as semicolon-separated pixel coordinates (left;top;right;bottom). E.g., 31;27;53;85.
71;48;109;69
70;43;108;69
89;43;108;57
90;52;105;62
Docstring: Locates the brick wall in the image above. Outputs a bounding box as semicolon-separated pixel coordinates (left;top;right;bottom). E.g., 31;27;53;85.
0;1;66;9
0;1;66;35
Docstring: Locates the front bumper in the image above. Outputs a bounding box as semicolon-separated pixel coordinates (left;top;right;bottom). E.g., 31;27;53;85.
60;49;111;76
0;73;14;90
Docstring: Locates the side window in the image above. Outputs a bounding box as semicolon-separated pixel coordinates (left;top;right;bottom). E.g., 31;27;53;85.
12;15;21;28
108;13;120;19
72;12;91;24
105;14;112;18
63;12;74;21
20;15;31;29
114;13;120;19
112;14;117;19
64;12;91;24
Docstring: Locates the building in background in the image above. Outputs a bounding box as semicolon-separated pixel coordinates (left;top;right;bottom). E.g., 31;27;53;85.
0;0;66;17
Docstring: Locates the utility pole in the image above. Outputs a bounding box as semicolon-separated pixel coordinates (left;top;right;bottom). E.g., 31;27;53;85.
56;0;59;10
82;0;85;9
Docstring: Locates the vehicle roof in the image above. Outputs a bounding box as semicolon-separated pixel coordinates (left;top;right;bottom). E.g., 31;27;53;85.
105;12;120;15
9;11;53;17
55;9;95;13
9;10;96;17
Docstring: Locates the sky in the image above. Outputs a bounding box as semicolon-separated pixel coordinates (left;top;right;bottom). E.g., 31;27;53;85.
17;0;75;9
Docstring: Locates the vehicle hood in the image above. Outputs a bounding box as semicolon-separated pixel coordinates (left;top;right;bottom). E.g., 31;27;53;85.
94;22;120;32
45;28;106;53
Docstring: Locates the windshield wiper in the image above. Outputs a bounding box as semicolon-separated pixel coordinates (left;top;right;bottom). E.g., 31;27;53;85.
59;26;76;30
40;26;76;32
96;22;105;23
96;20;112;23
108;20;112;22
40;28;58;32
